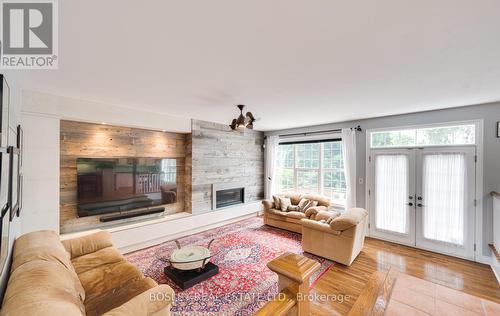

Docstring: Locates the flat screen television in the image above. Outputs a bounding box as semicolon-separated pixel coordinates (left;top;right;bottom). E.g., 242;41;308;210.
76;157;177;217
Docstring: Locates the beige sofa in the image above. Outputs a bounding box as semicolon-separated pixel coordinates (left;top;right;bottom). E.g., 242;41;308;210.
1;230;174;316
262;193;332;233
301;208;368;266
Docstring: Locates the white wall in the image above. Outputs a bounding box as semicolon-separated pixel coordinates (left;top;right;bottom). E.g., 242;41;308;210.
22;90;191;133
20;114;60;234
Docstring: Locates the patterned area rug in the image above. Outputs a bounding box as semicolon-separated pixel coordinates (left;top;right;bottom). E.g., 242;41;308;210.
125;217;334;316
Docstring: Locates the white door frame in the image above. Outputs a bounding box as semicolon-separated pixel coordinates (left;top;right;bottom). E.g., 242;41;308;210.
365;119;485;263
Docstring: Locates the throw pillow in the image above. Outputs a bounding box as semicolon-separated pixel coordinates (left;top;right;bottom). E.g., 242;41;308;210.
272;195;282;209
279;197;292;212
298;198;310;212
326;216;335;224
302;200;318;212
287;205;300;212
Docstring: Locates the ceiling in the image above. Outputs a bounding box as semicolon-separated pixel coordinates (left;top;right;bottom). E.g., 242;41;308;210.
16;0;500;131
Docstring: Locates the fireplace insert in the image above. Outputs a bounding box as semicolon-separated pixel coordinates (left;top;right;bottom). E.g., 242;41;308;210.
215;187;245;209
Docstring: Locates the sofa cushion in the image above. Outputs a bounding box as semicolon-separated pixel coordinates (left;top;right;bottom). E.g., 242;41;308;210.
303;200;318;212
301;194;331;207
12;230;74;272
330;208;368;231
84;277;158;316
279;197;292;211
281;193;302;205
102;285;175;316
267;208;288;217
298;198;309;211
1;260;86;316
285;211;307;219
78;261;144;301
315;210;341;222
71;246;125;275
62;231;113;259
272;195;282;210
10;230;85;302
304;205;327;218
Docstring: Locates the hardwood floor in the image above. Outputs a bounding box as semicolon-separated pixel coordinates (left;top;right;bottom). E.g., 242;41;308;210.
310;237;500;315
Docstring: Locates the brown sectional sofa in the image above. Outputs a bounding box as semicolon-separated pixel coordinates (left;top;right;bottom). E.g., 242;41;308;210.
262;193;332;233
1;230;174;316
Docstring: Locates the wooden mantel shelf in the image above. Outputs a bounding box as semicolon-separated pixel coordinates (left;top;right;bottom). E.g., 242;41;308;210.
491;191;500;198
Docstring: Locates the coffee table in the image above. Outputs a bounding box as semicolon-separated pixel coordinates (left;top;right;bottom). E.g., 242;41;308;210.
162;239;219;290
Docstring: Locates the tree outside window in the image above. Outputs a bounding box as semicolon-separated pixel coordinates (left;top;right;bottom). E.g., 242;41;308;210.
275;141;346;206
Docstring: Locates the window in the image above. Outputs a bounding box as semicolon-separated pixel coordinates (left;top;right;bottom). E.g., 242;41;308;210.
370;124;475;148
275;140;346;206
161;159;177;183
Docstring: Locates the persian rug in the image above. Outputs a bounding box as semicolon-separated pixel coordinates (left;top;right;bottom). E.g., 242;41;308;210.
125;217;334;316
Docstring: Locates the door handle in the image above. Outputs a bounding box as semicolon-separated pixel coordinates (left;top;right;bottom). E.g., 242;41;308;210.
406;202;414;206
417;203;425;207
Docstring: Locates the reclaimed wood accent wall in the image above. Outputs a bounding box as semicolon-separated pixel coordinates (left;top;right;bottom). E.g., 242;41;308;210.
190;120;264;213
60;120;189;233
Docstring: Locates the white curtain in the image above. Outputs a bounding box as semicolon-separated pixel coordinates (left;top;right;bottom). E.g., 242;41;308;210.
423;153;466;245
264;135;280;199
341;129;357;209
375;155;408;234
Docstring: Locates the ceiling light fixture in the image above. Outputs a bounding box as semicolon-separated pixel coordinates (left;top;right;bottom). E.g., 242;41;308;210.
230;104;256;130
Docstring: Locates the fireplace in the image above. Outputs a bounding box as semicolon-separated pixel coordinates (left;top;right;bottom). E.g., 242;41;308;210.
212;184;245;210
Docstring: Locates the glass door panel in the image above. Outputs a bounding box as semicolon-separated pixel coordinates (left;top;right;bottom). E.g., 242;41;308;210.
369;150;415;246
415;147;475;259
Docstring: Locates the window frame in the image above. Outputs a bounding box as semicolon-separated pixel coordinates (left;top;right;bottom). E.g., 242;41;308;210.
275;138;346;207
369;121;477;149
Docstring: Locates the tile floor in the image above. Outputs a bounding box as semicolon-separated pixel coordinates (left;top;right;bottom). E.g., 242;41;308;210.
385;273;500;315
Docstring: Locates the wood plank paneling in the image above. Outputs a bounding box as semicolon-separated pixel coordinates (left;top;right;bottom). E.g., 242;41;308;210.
190;120;264;214
60;120;190;233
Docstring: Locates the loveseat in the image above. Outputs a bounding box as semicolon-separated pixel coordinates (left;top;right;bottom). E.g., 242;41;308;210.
301;208;368;266
0;230;174;316
262;193;332;233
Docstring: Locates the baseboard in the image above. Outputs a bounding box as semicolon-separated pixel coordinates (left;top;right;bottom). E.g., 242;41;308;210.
492;264;500;285
476;254;492;265
367;234;489;264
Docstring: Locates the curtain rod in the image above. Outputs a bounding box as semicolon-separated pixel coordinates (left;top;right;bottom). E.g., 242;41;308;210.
275;125;362;139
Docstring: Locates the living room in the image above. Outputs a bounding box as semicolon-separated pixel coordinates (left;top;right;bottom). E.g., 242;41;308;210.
0;1;500;315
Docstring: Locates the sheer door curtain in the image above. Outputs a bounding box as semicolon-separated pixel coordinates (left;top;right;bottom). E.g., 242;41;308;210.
422;153;466;246
375;154;409;234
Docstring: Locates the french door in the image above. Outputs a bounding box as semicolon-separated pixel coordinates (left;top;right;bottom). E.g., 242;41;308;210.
369;146;476;259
